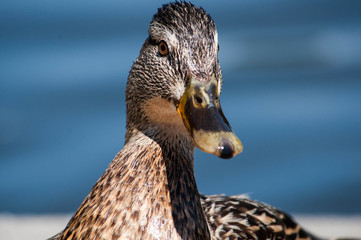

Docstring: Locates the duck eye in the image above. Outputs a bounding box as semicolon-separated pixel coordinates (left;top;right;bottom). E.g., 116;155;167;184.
158;40;169;56
196;96;203;104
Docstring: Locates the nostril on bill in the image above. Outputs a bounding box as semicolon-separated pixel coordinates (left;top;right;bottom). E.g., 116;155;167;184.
218;138;234;159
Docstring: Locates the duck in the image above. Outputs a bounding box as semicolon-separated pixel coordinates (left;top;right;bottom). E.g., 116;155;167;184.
51;2;328;240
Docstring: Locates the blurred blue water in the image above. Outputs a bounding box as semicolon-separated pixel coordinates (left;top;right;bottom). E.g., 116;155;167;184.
1;0;361;214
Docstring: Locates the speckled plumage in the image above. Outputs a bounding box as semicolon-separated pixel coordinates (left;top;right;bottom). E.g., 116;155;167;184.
201;195;320;240
57;128;209;239
52;2;329;240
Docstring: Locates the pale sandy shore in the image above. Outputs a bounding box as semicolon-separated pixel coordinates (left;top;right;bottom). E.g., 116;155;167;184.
0;214;360;240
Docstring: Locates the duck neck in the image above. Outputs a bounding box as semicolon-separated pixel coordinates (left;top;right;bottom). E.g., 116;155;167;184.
121;128;211;239
61;128;210;240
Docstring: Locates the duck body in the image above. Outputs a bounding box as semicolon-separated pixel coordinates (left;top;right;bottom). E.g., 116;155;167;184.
59;128;209;239
53;2;327;240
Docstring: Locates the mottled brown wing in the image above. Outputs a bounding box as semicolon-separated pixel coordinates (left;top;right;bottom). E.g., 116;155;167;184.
201;194;320;240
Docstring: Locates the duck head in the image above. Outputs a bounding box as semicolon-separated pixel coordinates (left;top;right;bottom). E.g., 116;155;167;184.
125;2;242;159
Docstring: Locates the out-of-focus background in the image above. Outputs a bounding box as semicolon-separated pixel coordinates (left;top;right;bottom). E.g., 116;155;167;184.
1;0;361;239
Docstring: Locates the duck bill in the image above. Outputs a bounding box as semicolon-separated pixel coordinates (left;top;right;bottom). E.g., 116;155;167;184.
177;75;243;159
